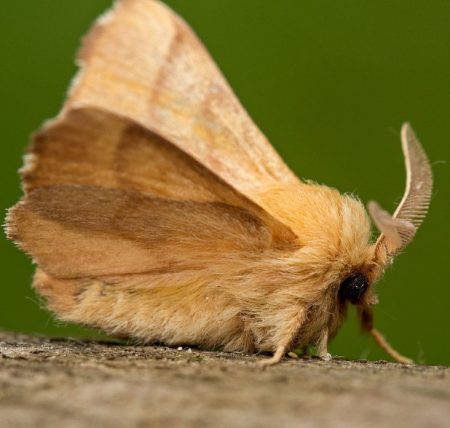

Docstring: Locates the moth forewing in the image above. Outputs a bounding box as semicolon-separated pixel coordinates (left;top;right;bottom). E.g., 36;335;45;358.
70;0;298;205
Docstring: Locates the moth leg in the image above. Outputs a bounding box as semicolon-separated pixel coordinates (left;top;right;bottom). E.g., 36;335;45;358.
370;328;413;364
257;346;287;368
358;305;413;364
287;351;299;359
317;328;332;361
257;310;306;368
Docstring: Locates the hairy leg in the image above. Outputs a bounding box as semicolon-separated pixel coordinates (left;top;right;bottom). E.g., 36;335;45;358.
257;310;306;368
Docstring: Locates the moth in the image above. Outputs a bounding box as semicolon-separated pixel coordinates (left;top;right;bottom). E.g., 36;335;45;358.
6;0;432;366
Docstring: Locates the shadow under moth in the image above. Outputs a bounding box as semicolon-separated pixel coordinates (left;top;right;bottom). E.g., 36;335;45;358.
6;0;433;366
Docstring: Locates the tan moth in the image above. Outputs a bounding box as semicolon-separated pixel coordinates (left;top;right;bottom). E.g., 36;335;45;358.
6;0;432;366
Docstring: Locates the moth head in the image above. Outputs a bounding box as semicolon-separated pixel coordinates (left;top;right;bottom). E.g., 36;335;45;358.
337;268;378;308
338;273;369;305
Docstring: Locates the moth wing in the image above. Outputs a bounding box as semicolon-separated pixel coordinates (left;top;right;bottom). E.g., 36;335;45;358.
7;184;275;280
7;0;301;312
68;0;299;212
21;107;296;245
9;108;297;279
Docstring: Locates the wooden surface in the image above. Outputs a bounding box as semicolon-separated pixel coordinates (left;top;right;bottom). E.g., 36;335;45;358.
0;332;448;428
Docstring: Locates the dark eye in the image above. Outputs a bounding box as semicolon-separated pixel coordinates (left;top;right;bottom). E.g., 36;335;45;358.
339;273;369;304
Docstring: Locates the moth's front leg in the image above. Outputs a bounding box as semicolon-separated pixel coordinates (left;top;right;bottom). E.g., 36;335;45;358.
317;327;332;361
257;309;306;368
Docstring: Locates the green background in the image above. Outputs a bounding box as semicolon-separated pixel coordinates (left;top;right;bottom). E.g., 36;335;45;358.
1;1;449;365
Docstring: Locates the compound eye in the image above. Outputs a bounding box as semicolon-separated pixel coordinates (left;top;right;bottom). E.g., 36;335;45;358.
339;273;369;304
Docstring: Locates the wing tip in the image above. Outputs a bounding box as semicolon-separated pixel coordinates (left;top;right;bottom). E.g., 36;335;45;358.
3;199;31;256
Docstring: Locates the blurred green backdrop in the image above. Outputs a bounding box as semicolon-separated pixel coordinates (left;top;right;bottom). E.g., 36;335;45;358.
1;1;449;365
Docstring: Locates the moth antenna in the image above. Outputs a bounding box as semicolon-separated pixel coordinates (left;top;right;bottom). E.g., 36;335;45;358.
369;123;433;259
368;201;416;256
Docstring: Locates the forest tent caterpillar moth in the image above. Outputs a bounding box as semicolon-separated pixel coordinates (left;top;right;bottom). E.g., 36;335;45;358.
5;0;432;366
